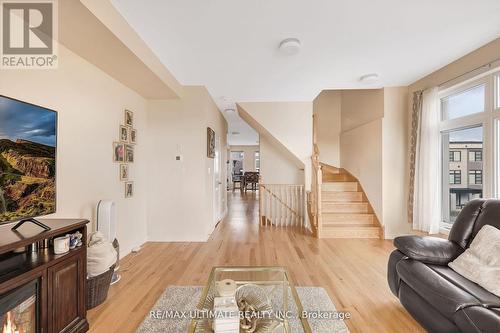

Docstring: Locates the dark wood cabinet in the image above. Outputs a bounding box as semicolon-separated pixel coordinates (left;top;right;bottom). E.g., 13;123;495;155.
48;250;87;333
0;219;89;333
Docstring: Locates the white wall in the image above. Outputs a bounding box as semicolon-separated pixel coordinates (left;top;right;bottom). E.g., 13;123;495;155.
313;90;341;167
0;45;148;257
146;87;227;242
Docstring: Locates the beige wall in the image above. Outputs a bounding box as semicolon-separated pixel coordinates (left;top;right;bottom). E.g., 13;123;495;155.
409;37;500;92
229;145;259;172
260;135;304;185
0;45;148;257
313;91;341;167
146;87;227;242
339;87;410;237
237;102;312;163
237;101;312;189
341;119;383;219
341;89;384;132
383;87;411;238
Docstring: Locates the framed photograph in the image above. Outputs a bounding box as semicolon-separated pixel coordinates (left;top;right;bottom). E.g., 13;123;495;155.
125;109;133;127
207;127;215;158
130;128;137;144
125;181;133;198
125;144;134;163
113;142;125;162
120;125;129;142
120;164;129;181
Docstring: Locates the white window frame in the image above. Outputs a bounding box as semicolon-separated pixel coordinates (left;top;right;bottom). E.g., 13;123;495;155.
438;68;500;233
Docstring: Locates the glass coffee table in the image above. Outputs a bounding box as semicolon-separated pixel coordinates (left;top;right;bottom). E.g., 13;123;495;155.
188;266;312;333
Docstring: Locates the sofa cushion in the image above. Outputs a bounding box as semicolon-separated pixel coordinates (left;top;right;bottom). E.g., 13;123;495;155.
396;259;480;318
448;225;500;297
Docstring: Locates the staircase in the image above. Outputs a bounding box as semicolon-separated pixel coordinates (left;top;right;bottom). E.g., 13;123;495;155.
309;151;383;238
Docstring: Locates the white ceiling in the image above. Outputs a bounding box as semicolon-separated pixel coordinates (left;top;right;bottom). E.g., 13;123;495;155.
112;0;500;144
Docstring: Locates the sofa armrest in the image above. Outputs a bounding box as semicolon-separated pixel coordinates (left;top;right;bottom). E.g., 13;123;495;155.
393;236;463;265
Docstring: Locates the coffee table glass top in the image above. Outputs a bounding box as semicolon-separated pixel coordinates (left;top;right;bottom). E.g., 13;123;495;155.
189;266;312;333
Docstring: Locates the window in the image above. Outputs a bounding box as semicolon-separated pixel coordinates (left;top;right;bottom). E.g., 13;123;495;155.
449;151;461;162
468;150;482;162
441;84;485;120
468;170;483;185
449;170;461;184
439;71;500;229
254;151;260;172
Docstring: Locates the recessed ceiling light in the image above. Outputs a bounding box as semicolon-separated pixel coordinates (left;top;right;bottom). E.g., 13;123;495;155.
359;73;379;83
279;38;301;55
224;108;236;113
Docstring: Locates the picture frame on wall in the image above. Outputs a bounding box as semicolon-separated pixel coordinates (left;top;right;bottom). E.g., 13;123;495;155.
113;142;125;162
125;181;133;198
125;109;133;127
120;164;129;181
120;125;129;142
125;144;134;163
130;128;137;144
207;127;215;158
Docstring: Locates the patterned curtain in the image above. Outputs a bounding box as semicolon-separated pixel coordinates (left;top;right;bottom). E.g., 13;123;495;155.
408;90;423;224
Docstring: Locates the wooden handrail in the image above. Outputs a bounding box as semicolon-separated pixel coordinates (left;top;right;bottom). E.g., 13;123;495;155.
261;185;301;218
310;147;323;237
259;183;305;228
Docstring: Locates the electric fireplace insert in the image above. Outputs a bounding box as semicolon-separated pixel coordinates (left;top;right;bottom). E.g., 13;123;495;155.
0;279;39;333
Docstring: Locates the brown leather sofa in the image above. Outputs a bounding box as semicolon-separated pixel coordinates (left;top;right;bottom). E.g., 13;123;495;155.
388;199;500;333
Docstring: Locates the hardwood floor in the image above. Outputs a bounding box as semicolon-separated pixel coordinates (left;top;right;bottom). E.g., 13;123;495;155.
88;191;424;333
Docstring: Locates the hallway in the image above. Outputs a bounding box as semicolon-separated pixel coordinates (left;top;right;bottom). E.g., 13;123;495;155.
88;190;423;333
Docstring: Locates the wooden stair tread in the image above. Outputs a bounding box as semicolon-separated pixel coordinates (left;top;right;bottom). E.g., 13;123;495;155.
321;191;364;202
322;182;358;192
322;213;375;225
323;223;379;229
322;202;369;213
320;224;381;239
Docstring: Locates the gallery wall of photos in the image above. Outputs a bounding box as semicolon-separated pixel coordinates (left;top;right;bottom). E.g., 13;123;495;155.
113;109;137;198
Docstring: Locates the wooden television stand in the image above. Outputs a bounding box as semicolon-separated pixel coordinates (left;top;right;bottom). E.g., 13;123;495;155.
0;218;89;333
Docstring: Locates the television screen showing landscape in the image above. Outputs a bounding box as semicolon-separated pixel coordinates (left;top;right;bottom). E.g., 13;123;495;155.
0;96;56;223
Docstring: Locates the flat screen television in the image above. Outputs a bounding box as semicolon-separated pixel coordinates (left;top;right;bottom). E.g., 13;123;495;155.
0;95;57;227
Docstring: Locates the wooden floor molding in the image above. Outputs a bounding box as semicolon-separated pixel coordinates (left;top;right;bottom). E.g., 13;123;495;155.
87;191;423;333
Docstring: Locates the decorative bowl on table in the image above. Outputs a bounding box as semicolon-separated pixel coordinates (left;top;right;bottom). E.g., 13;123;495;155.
195;284;276;333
